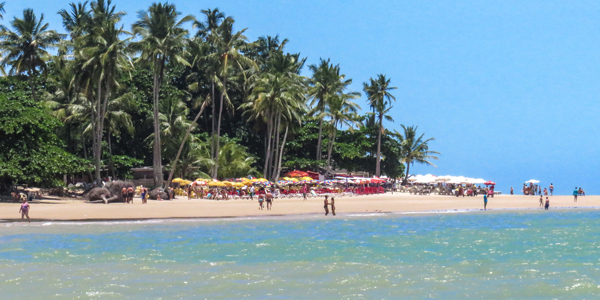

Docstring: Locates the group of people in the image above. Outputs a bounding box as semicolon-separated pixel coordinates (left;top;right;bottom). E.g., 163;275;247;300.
573;187;585;201
120;187;135;204
519;183;554;196
324;195;336;216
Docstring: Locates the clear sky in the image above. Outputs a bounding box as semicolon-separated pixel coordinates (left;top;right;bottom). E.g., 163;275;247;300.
8;0;600;195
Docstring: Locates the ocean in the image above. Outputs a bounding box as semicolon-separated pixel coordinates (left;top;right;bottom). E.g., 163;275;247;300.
2;210;600;299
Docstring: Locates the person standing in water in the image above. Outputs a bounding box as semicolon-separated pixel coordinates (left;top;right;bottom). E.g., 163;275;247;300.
545;197;550;210
19;197;31;223
573;187;578;202
324;195;329;216
330;197;336;216
483;194;488;210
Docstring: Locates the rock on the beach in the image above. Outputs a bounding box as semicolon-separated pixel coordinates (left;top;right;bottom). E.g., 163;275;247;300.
149;188;168;200
87;180;134;204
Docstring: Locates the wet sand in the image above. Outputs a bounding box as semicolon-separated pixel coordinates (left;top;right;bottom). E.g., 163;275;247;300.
0;193;595;222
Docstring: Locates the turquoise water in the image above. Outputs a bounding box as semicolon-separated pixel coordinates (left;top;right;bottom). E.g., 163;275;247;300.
2;210;600;299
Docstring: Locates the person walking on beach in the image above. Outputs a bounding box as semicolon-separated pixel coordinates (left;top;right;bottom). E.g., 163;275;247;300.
324;195;330;216
19;197;30;223
302;184;308;200
121;187;127;203
250;186;255;201
142;187;148;204
545;197;550;210
543;188;548;196
187;186;192;200
573;187;578;202
141;186;147;203
483;194;488;211
258;189;264;210
266;189;273;210
330;197;336;216
127;186;134;204
549;183;554;196
510;187;514;195
539;195;543;208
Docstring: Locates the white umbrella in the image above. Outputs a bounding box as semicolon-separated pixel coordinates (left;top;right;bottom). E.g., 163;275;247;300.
525;179;540;184
447;176;466;184
470;178;486;184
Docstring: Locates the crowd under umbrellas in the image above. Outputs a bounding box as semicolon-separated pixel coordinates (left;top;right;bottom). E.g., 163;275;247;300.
404;174;498;197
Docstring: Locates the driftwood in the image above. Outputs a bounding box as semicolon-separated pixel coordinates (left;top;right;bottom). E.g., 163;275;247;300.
87;181;133;204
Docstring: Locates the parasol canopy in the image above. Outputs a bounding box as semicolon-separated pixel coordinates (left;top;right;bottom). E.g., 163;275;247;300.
285;170;309;178
525;179;540;184
484;181;496;186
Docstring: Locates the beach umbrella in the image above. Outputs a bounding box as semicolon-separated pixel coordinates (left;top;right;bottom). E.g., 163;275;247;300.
300;176;313;181
484;181;496;186
525;179;540;184
285;170;309;178
172;178;184;183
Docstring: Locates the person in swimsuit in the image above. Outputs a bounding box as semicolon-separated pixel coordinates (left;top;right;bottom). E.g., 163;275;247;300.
127;186;134;204
142;188;148;204
324;195;329;216
539;195;543;208
549;183;554;196
121;187;127;203
483;194;488;211
510;187;514;195
545;197;550;210
266;190;273;210
19;198;30;223
187;186;192;200
330;197;336;216
573;187;578;202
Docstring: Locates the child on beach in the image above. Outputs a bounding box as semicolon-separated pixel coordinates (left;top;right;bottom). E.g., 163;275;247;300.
19;198;30;223
545;197;550;210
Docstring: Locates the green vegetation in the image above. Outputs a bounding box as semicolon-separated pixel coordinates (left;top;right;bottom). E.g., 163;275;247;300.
0;2;439;188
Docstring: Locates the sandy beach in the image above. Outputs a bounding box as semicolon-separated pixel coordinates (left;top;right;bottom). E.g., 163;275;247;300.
0;193;596;222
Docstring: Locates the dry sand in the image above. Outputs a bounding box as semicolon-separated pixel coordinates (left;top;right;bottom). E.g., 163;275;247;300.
0;193;596;222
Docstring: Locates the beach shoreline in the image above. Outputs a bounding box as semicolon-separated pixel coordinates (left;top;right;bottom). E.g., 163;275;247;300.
0;193;596;223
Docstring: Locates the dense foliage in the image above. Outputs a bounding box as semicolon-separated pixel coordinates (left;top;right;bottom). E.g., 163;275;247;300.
0;2;439;188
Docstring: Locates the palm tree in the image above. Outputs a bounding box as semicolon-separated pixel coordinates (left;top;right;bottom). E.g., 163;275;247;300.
131;2;194;188
0;2;6;20
208;16;257;178
322;92;361;171
74;0;132;185
0;9;64;101
399;125;440;184
58;1;91;40
363;74;397;177
308;58;353;162
191;7;224;167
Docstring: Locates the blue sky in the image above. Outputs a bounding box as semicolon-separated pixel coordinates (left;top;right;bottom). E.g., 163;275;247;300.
9;0;600;195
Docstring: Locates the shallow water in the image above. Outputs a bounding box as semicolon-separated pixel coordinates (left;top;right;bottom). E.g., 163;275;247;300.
2;210;600;299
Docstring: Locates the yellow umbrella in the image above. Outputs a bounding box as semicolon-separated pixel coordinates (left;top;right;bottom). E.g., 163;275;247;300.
223;181;233;187
300;176;313;181
258;178;268;182
172;178;184;183
180;180;192;186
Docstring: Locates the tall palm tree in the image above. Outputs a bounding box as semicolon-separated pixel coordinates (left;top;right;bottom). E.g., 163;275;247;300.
58;1;91;40
322;92;361;171
131;2;194;187
308;58;353;162
0;9;64;101
399;125;440;183
363;74;397;177
209;16;257;178
0;2;6;20
74;0;132;185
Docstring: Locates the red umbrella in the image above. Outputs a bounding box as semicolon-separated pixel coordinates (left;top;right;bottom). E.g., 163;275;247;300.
484;181;496;186
285;170;309;177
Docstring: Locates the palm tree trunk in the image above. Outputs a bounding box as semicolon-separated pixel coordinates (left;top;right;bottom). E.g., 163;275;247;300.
375;115;383;177
152;58;164;187
213;75;227;178
210;77;216;175
263;117;273;178
327;128;336;171
107;130;116;180
28;60;38;102
404;163;410;185
316;118;323;162
82;130;93;182
166;103;207;187
93;81;103;185
271;114;281;180
276;124;289;180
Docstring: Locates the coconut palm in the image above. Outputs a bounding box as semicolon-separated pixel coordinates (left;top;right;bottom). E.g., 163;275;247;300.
308;58;353;162
208;16;257;178
58;1;91;39
363;74;397;177
131;2;193;187
399;125;440;184
75;0;132;184
0;8;64;101
322;92;361;171
0;2;5;20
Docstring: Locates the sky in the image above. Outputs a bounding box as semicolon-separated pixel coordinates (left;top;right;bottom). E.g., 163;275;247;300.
8;0;600;195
